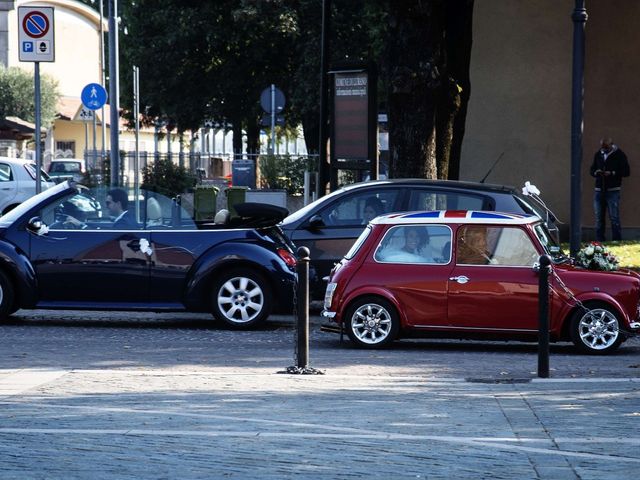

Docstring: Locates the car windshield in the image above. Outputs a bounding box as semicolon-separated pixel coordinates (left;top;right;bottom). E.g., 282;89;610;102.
345;225;372;259
533;222;567;261
0;182;71;226
50;161;81;173
24;163;52;181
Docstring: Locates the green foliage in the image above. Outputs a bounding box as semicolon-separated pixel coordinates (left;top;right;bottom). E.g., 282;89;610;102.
259;154;315;194
0;65;59;125
141;158;196;197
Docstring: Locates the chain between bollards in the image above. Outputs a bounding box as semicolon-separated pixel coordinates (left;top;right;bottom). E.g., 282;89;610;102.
538;254;552;378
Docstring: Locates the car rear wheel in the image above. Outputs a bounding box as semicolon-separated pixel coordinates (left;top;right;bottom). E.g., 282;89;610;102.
570;303;623;355
345;296;399;348
0;270;15;320
211;268;272;329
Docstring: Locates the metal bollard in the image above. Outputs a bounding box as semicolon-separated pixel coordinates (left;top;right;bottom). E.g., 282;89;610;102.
296;246;310;369
537;254;551;378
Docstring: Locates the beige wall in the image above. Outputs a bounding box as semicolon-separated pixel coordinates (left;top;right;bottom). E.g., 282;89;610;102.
462;0;640;240
462;0;572;233
582;0;640;239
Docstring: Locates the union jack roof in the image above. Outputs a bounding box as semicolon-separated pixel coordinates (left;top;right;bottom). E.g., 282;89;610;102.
373;210;540;226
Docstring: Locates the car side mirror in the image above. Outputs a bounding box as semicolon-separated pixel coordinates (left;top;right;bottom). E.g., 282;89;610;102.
27;216;49;236
308;214;325;229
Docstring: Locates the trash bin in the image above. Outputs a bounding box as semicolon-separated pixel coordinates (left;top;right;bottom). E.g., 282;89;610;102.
193;185;219;221
231;159;256;188
226;186;248;217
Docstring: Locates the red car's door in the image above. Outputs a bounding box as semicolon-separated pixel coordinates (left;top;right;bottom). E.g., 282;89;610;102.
447;225;541;332
370;224;454;328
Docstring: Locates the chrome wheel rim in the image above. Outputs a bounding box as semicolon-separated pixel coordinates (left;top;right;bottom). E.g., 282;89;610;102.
351;303;393;344
217;276;264;324
578;308;619;350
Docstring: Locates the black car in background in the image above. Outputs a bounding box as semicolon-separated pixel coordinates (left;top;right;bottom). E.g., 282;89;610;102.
0;182;297;328
279;179;558;298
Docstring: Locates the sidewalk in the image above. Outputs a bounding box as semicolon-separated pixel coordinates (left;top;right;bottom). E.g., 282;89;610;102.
1;367;639;479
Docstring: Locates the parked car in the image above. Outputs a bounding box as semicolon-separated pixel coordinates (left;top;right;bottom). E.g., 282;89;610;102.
0;157;55;214
47;158;86;183
280;179;559;298
322;210;640;354
0;182;297;328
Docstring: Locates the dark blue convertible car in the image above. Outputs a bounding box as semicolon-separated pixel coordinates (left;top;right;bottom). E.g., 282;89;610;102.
0;182;297;328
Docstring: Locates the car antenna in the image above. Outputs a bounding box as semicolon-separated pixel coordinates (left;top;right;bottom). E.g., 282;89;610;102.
479;152;505;183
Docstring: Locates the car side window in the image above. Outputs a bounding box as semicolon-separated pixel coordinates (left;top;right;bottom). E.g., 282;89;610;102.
409;190;491;211
320;190;400;227
0;164;12;182
374;225;451;264
457;226;538;266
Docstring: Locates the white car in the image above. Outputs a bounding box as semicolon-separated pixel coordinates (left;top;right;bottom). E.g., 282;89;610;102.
47;158;86;183
0;157;55;215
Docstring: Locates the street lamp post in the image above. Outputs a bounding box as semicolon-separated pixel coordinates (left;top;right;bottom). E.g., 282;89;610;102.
317;0;331;198
570;1;588;257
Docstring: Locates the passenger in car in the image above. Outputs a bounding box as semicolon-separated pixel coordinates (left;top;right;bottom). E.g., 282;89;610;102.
457;226;493;265
362;197;384;224
379;226;436;263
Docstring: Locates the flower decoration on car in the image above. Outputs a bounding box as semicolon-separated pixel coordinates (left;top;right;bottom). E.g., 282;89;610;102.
139;238;153;256
574;241;619;271
521;181;541;196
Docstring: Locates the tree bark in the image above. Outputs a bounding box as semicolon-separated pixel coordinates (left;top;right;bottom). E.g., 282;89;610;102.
385;0;446;179
245;117;260;154
443;0;474;180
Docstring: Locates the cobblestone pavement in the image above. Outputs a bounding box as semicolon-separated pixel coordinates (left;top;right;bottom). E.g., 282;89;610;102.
0;310;639;479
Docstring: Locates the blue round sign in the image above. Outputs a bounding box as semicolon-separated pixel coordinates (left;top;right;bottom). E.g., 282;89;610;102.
81;83;108;110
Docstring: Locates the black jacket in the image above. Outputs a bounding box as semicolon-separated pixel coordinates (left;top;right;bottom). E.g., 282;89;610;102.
590;146;630;191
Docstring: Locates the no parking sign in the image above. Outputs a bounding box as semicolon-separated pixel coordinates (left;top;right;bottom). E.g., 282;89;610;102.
18;7;55;62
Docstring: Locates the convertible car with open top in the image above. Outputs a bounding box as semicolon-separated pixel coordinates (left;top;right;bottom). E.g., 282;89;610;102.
0;182;297;328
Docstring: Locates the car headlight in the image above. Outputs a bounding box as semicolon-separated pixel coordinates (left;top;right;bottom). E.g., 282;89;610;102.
324;282;337;310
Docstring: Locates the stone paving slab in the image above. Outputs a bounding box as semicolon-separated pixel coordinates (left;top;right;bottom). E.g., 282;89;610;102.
0;370;638;479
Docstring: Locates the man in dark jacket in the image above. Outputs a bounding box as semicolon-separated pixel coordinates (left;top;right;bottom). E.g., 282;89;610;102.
106;188;137;229
590;137;630;241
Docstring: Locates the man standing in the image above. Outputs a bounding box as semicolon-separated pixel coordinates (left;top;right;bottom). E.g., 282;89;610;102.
590;137;630;241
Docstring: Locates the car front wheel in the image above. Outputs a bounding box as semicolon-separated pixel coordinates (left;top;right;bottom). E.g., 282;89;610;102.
345;296;399;348
211;268;272;329
0;270;15;320
570;303;623;355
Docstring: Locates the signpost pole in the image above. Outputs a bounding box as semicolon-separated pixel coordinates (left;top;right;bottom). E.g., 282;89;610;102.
34;62;41;193
92;111;97;169
270;84;275;155
133;66;140;220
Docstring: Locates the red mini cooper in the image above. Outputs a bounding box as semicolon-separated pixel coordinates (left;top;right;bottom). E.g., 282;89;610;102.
322;211;640;354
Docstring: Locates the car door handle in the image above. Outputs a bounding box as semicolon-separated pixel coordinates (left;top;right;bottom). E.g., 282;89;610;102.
449;275;469;284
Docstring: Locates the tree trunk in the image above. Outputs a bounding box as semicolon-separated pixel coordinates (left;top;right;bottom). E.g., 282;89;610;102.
245;117;260;154
232;119;243;155
444;0;474;180
302;111;320;155
385;0;446;180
